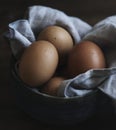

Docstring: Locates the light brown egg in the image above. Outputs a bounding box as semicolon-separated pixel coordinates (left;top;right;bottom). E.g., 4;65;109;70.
67;40;106;78
18;40;59;87
37;25;74;66
41;76;65;96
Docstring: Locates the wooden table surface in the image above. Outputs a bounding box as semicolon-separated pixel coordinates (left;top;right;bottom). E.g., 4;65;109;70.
1;0;116;129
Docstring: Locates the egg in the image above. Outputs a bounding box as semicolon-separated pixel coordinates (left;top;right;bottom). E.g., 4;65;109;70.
37;25;74;66
18;40;59;87
67;40;106;78
41;76;65;96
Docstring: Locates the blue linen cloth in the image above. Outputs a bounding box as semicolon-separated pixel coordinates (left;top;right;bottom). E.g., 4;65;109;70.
6;5;116;105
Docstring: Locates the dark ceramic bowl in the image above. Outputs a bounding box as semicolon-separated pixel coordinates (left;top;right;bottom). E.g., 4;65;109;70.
10;57;114;125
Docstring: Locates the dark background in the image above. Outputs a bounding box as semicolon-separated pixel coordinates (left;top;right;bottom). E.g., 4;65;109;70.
1;0;116;129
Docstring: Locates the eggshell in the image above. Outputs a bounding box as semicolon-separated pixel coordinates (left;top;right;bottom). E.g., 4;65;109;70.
67;40;106;78
41;76;65;96
18;40;59;87
37;25;74;65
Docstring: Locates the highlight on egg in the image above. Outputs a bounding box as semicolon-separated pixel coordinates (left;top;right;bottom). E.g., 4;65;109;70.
67;40;106;78
37;25;74;66
18;40;59;87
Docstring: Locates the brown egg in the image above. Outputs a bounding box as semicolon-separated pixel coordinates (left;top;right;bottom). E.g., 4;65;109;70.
41;76;65;96
18;40;59;87
67;40;106;78
37;25;74;65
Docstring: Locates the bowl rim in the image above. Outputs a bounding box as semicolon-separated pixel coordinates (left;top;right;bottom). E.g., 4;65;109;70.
12;67;98;101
